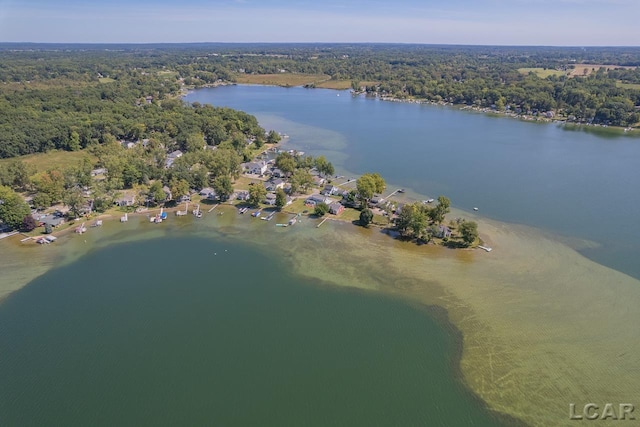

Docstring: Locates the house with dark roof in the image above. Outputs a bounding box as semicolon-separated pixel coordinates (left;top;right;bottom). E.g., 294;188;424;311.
329;202;345;215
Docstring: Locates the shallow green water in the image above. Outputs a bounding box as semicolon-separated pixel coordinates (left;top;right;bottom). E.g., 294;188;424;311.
0;235;504;426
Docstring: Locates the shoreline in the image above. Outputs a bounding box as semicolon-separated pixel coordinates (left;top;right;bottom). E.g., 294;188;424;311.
3;195;640;426
209;82;639;135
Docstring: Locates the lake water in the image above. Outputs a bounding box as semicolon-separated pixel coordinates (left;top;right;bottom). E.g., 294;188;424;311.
186;85;640;280
2;84;640;427
0;234;505;426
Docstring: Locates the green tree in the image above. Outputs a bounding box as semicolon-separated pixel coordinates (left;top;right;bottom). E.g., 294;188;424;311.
32;192;52;210
314;202;329;216
409;207;428;239
183;132;205;152
1;160;33;190
149;181;166;205
428;195;451;224
213;175;234;201
170;177;190;201
359;208;374;227
356;174;376;203
275;152;296;176
356;172;386;205
63;188;85;218
33;170;65;203
248;183;267;207
122;163;142;188
68;130;81;151
275;187;287;210
266;130;281;144
314;156;335;177
459;220;479;246
0;185;31;230
290;169;313;194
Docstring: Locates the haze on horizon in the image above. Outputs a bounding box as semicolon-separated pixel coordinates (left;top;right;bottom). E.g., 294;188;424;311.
0;0;638;47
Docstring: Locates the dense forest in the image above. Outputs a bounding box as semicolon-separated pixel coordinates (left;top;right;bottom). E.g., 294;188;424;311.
1;43;639;159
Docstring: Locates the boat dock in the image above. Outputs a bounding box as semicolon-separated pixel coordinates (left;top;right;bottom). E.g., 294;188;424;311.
317;217;330;228
478;245;492;252
207;203;219;213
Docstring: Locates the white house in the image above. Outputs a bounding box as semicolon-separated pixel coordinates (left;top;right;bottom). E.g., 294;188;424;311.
244;161;268;175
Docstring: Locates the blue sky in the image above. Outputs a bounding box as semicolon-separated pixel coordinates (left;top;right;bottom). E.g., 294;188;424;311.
0;0;638;46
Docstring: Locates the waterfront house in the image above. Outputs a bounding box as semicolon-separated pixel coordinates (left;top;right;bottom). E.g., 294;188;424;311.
199;187;215;198
271;168;285;178
38;215;65;228
244;161;268;175
115;193;136;207
236;190;250;201
312;176;326;187
329;202;345;215
265;178;286;192
264;192;277;205
305;194;331;206
321;185;340;196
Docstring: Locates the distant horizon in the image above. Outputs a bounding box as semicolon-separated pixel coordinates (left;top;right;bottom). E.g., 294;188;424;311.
1;0;638;47
1;41;639;49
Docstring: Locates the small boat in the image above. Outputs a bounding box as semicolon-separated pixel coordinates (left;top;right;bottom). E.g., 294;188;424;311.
424;199;434;204
473;207;479;211
397;189;405;193
239;207;249;214
45;235;57;242
288;217;297;226
251;211;261;217
120;213;128;223
92;220;103;227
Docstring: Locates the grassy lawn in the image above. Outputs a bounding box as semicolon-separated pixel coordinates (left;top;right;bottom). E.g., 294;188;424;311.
234;176;264;191
518;68;567;78
315;80;379;90
0;150;97;175
98;77;115;83
233;73;331;87
616;81;640;90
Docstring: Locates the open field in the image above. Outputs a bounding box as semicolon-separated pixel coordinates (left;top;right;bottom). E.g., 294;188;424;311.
234;73;331;87
616;81;640;90
568;64;637;77
98;77;115;83
517;68;567;78
0;150;97;175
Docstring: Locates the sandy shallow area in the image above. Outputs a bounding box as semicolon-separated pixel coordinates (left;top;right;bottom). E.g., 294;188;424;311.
2;208;639;426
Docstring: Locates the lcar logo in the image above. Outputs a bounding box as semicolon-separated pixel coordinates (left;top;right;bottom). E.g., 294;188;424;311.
570;403;635;421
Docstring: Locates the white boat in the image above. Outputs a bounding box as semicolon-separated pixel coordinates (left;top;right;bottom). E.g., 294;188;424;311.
75;223;87;234
424;199;434;204
120;213;128;222
92;220;103;227
473;207;479;211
